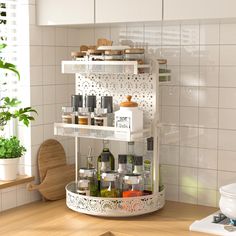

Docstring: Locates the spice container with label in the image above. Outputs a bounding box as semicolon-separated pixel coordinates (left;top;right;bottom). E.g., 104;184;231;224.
122;174;143;197
79;167;98;196
94;108;108;126
62;106;74;124
85;95;96;125
115;95;143;132
100;171;119;198
124;48;144;64
78;107;91;125
104;50;124;61
101;96;114;127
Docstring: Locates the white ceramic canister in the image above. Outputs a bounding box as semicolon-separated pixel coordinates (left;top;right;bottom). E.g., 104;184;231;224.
219;183;236;220
114;95;143;132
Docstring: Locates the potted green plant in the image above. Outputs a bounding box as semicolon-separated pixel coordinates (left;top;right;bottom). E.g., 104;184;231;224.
0;43;37;180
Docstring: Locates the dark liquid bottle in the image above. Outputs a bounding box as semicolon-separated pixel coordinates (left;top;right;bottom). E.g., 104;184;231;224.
97;140;115;192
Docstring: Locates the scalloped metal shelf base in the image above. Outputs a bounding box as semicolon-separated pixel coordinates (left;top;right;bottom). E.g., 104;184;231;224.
66;182;165;217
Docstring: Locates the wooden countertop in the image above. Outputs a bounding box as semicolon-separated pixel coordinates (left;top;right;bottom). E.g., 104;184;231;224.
0;199;217;236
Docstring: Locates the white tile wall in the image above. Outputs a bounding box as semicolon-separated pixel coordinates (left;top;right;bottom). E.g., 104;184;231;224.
160;22;236;207
5;4;236;211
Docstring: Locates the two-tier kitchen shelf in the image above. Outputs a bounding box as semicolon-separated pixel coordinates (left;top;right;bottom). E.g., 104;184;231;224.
54;60;165;217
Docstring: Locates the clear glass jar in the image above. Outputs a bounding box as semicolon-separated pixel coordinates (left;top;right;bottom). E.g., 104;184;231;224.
78;107;91;125
124;48;144;64
94;108;108;126
62;106;74;124
104;50;124;61
122;174;143;197
77;179;90;196
79;168;98;196
100;171;119;198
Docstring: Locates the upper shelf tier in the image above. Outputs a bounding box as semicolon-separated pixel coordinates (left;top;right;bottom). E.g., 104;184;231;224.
61;60;151;75
54;123;151;142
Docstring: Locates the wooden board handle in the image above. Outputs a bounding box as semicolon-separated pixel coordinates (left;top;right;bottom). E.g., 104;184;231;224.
27;183;40;191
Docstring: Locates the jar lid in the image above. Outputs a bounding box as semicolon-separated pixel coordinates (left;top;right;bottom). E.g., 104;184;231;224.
87;49;102;55
101;171;118;181
80;45;88;53
120;95;138;107
125;48;144;54
123;174;142;185
79;168;96;177
104;50;123;55
157;59;167;65
71;51;86;58
78;179;90;188
220;183;236;199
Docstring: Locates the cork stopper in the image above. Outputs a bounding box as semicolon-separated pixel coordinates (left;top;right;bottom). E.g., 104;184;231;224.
120;95;138;107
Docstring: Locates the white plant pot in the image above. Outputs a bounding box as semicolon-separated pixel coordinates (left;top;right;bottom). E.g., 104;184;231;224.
219;183;236;220
0;158;19;181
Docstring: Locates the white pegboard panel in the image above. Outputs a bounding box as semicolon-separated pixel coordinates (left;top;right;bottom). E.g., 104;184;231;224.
75;73;158;127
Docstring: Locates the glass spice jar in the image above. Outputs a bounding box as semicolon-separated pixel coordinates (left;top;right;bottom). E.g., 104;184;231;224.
78;107;91;125
62;106;74;124
122;173;143;197
94;108;108;126
100;171;119;198
79;167;98;196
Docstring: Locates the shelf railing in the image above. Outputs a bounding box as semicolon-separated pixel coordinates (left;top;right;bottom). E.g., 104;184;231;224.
61;60;151;75
54;123;151;142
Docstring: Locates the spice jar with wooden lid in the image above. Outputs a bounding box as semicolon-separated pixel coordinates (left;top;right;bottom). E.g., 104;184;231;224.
104;50;124;61
114;95;143;132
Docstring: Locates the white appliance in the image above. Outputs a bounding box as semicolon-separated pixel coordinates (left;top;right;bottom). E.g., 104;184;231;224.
190;211;236;235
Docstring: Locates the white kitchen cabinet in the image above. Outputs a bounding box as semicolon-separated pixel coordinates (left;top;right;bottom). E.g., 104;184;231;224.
37;0;94;25
164;0;236;21
95;0;162;24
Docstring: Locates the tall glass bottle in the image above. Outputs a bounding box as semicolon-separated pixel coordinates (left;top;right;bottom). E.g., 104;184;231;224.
127;141;135;173
97;140;115;191
143;137;153;195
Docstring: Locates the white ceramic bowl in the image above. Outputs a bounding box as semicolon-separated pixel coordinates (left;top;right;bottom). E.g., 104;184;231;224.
219;183;236;220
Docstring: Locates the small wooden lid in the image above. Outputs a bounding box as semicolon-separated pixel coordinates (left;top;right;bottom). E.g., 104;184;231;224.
80;45;88;53
87;49;102;55
157;59;167;64
104;50;123;55
120;95;138;107
71;51;86;58
125;48;144;54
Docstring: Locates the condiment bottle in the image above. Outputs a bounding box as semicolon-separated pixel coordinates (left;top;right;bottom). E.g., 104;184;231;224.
79;167;98;196
117;154;127;196
97;140;115;192
101;96;114;127
133;156;143;175
85;95;96;125
78;107;91;125
71;94;83;112
115;95;143;132
94;108;108;126
100;171;119;198
127;141;135;173
143;137;154;195
122;174;143;197
62;106;74;124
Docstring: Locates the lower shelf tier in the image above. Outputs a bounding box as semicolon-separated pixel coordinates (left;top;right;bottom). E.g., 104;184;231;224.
66;182;165;217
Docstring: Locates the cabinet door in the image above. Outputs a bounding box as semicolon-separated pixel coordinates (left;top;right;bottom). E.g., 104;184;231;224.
37;0;94;25
164;0;236;20
96;0;162;24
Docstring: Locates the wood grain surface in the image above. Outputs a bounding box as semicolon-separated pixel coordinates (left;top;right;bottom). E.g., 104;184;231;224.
37;139;67;182
0;200;217;236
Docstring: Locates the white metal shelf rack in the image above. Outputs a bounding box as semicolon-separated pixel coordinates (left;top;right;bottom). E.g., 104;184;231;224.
54;60;165;217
